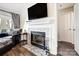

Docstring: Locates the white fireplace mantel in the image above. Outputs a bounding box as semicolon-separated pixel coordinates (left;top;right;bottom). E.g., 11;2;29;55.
23;17;57;56
26;17;55;25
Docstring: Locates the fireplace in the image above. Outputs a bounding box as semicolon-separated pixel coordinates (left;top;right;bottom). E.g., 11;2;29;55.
31;31;47;50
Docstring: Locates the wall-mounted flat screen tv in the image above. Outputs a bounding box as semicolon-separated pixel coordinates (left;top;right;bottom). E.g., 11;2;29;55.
28;3;48;20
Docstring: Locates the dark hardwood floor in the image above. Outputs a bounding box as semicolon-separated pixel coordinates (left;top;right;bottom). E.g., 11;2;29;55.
2;41;79;56
57;41;79;56
2;43;35;56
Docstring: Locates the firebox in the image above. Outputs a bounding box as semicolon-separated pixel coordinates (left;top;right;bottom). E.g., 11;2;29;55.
31;31;46;50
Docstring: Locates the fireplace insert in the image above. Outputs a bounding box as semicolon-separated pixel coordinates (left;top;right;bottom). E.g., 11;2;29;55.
31;31;47;50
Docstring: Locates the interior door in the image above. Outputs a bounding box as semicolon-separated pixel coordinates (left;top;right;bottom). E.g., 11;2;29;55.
74;4;79;54
58;9;74;44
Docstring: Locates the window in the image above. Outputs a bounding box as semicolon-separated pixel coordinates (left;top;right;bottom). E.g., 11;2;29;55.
0;14;14;29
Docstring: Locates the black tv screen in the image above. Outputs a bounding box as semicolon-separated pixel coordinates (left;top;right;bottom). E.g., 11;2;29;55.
28;3;48;20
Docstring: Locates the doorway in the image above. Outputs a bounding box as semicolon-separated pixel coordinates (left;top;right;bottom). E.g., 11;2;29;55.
57;3;78;56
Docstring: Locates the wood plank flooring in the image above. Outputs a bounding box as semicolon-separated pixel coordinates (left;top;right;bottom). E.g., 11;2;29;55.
57;41;78;56
2;44;35;56
2;41;79;56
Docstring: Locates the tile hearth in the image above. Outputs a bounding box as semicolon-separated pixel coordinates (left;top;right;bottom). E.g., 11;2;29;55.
23;44;48;56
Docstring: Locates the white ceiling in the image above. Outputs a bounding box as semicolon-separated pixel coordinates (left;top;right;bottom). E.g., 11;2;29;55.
57;3;74;10
0;3;36;14
0;3;75;14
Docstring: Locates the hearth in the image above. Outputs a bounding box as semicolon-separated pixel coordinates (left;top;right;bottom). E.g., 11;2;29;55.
31;31;47;50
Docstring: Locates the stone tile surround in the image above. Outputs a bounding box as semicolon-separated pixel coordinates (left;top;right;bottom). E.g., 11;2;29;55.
23;44;47;56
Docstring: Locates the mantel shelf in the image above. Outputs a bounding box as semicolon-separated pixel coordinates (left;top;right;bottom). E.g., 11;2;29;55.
26;17;55;25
